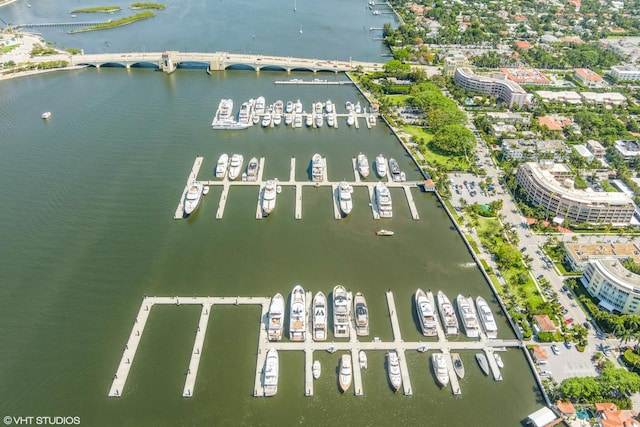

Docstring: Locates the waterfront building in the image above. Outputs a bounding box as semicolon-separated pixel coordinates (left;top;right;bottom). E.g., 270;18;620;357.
581;259;640;315
454;67;528;108
610;64;640;81
564;243;640;271
443;54;469;77
573;68;603;87
515;162;635;225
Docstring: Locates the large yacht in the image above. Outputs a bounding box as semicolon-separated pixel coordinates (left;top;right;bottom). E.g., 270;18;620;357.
325;99;333;113
261;111;272;127
338;181;353;216
338;354;352;393
375;182;393;218
388;158;402;182
254;96;266;121
387;350;402;392
315;112;323;128
263;348;279;397
215;153;229;179
353;292;369;336
432;353;450;387
305;112;312;127
246;157;259;182
313;291;327;341
261;180;277;216
218;98;233;120
289;285;306;341
238;101;251;125
333;285;350;338
267;293;284;341
311;153;324;182
476;296;498;339
456;294;480;338
415;288;437;337
476;353;490;375
228;154;244;181
357;153;370;178
437;290;459;335
285;100;294;114
294;99;303;114
375;154;387;178
183;181;204;216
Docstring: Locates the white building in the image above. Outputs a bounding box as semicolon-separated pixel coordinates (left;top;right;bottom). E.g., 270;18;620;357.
454;67;529;108
614;139;640;161
610;64;640;81
581;259;640;315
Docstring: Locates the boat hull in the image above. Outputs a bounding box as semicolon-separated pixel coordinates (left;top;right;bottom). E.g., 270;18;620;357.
289;285;306;341
333;285;350;338
313;292;327;342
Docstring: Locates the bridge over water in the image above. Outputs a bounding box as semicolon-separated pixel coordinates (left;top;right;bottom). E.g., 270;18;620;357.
69;51;383;74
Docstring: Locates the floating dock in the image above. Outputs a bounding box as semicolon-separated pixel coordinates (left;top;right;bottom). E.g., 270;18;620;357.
173;157;204;219
428;291;447;342
183;303;213;397
441;348;462;395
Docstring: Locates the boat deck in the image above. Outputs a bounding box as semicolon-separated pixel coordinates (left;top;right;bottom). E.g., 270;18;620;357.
440;348;462;395
109;293;519;399
173;157;204;219
427;291;447;342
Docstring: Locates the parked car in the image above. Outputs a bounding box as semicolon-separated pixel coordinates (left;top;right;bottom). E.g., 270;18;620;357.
565;318;574;325
603;347;611;357
551;345;560;355
539;370;553;377
564;341;573;349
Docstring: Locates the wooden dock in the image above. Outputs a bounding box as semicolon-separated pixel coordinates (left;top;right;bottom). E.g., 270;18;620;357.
403;186;420;220
441;348;462;395
173;157;204;219
385;291;413;395
484;347;503;381
183;303;213;397
427;291;446;342
216;182;230;219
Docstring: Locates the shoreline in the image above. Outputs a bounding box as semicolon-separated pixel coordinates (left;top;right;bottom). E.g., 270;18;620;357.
0;0;20;8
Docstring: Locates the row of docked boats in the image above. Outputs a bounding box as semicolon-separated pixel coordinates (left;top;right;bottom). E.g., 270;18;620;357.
266;285;370;343
182;181;209;216
415;289;498;339
215;154;260;182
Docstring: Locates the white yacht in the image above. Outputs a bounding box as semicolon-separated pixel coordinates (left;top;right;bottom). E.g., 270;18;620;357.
354;102;362;114
338;181;353;216
261;112;272;127
325;99;333;113
415;288;438;337
476;353;490;375
311;153;324;182
268;293;284;341
42;111;51;119
312;360;321;379
238;101;251;125
294;99;303;114
357;153;370;178
345;101;353;112
228;154;244;181
314;101;323;114
457;294;480;338
293;114;303;128
387;350;402;392
315;113;324;128
494;353;504;369
327;113;335;127
274;100;284;116
347;111;355;126
289;284;306;341
375;182;393;218
261;180;277;216
388;158;402;182
215;153;229;179
338;354;352;393
476;296;498;339
437;290;459;335
432;353;450;387
254;96;266;115
353;292;369;336
263;348;279;397
305;112;312;127
313;291;327;341
333;285;350;338
359;351;368;369
273;112;282;126
284;113;293;126
183;181;203;216
246;157;259;182
375;154;387;178
218;98;233;120
285;100;293;114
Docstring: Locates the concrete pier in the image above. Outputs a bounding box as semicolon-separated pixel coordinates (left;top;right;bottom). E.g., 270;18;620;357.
428;291;446;342
351;158;361;183
485;347;503;381
295;184;302;220
174;157;204;219
385;291;412;395
332;184;341;220
255;183;265;220
304;348;314;396
352;348;364;396
441;348;462;395
403;186;420;220
216;183;230;219
367;184;380;220
289;157;296;182
183;303;213;397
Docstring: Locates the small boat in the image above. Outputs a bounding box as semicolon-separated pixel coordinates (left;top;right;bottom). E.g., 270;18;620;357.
261;179;277;216
311;153;324;182
284;113;293;126
313;291;327;341
437;290;459;335
353;292;369;336
202;186;209;195
261;112;272;127
347;111;355;126
263;348;279;397
354;102;362;114
289;285;306;341
293;114;303;128
314;101;323;114
273;113;282;126
374;182;393;218
415;288;438;337
375;154;387;178
267;293;284;341
228;154;244;181
368;114;377;126
41;111;51;119
388;158;402;182
376;229;394;236
333;285;350;338
325;99;333;113
184;181;204;215
338;181;353;216
339;354;352;393
294;99;303;114
327;345;337;354
305;112;312;127
387;350;402;392
327;113;335;127
356;153;370;178
315;113;324;128
215;153;229;179
246;157;259;182
359;351;367;369
313;360;321;379
285;100;294;114
494;353;504;369
476;353;490;375
345;101;353;112
457;294;480;338
476;296;498;339
432;353;450;387
452;353;465;379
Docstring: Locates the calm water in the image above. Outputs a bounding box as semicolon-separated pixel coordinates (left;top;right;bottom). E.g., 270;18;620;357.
0;1;544;425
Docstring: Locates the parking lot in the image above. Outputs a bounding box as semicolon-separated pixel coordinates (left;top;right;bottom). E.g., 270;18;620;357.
448;173;496;209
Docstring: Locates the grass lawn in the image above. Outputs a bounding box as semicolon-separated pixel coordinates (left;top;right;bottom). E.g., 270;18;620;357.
386;95;412;105
402;125;469;171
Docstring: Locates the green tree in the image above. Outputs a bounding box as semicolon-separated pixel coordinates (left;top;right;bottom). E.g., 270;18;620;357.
431;124;475;156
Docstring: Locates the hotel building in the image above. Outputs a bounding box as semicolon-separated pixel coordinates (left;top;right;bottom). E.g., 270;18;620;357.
454;67;528;108
581;259;640;315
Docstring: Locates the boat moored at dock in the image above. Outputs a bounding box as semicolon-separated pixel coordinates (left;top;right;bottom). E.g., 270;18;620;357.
356;153;370;178
375;154;387;178
289;285;306;341
387;350;402;392
388;158;402;182
338;181;353;216
494;353;504;369
353;292;369;336
452;353;465;379
374;182;393;218
333;285;350;338
457;294;480;338
215;153;229;179
415;288;438;337
432;353;450;387
313;291;327;341
228;154;244;181
338;354;352;393
437;290;459;335
267;293;284;341
261;180;278;216
183;181;204;215
312;360;321;379
263;348;279;397
476;353;490;375
311;153;323;182
476;296;498;339
359;351;368;369
245;157;259;182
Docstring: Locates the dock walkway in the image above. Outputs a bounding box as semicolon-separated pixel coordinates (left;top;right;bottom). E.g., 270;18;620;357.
385;291;412;396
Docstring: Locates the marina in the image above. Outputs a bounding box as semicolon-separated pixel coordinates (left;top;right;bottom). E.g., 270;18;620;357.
174;156;426;221
108;293;520;399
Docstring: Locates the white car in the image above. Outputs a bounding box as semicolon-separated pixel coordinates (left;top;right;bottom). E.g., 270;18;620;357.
539;370;553;377
551;345;560;355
